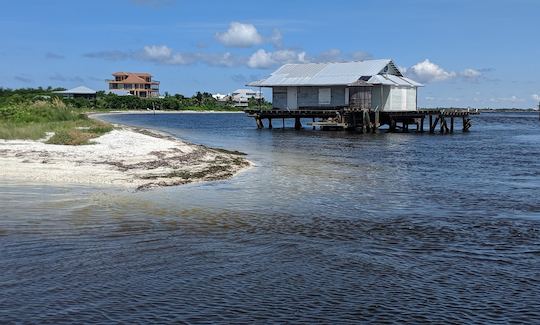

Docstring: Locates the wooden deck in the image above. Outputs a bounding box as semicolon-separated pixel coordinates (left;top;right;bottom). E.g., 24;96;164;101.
245;108;479;134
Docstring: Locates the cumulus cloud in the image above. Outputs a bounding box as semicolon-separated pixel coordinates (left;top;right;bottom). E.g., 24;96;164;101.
405;60;486;83
460;68;482;80
407;59;456;83
247;49;307;69
142;45;172;61
137;45;240;66
216;22;263;48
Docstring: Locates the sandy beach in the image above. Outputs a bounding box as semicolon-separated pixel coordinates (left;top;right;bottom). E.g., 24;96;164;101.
0;126;251;190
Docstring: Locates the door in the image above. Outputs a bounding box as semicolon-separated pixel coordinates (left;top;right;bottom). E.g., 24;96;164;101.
287;87;298;110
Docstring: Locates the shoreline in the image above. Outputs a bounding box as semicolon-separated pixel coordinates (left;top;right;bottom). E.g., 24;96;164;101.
0;115;252;190
91;110;245;116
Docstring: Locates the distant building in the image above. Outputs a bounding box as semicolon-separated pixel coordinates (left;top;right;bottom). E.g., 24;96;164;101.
214;89;263;107
212;93;228;101
248;59;422;111
54;86;97;100
107;72;160;98
104;89;132;96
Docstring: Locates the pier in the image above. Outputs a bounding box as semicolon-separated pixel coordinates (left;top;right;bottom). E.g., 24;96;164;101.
245;108;479;134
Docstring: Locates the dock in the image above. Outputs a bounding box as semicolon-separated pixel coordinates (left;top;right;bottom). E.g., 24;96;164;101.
245;108;479;134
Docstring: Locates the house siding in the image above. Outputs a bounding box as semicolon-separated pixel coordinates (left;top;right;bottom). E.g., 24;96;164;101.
272;87;287;109
274;86;346;109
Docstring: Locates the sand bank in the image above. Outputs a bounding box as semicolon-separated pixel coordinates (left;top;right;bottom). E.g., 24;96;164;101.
0;127;251;190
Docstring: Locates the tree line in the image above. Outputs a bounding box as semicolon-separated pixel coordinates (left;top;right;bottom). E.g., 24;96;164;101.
0;87;271;111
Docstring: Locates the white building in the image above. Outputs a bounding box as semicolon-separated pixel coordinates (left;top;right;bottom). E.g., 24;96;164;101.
248;59;422;112
213;89;263;107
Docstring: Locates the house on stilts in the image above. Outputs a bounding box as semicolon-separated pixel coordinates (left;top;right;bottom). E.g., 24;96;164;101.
246;59;477;133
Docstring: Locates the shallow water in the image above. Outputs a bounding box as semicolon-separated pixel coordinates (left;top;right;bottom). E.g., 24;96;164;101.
1;112;539;323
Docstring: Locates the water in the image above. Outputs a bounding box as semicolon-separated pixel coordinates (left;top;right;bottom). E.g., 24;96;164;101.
1;112;539;323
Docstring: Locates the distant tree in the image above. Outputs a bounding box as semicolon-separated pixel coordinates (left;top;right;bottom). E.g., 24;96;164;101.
194;91;203;106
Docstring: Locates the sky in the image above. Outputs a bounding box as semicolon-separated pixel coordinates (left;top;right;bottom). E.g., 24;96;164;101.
1;0;539;108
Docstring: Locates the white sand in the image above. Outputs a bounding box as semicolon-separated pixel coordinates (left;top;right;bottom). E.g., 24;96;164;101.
0;128;250;190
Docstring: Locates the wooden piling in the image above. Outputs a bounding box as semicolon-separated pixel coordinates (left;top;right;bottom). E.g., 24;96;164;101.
294;117;302;130
256;117;264;129
268;118;273;129
365;111;371;133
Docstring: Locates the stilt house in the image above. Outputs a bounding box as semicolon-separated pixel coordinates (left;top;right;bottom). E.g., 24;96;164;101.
248;59;422;111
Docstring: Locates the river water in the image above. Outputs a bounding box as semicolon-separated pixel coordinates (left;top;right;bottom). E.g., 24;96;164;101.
1;112;539;323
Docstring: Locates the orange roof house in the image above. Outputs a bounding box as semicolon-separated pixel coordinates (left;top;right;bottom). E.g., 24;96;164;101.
107;72;160;98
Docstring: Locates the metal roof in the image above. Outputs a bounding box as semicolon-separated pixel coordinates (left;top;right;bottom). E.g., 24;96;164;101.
54;86;96;94
367;74;423;87
248;59;414;87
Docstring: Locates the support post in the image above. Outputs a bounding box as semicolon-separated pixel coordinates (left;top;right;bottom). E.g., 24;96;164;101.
282;118;285;129
268;118;273;129
374;111;379;133
365;111;371;133
431;117;440;134
450;117;454;133
440;115;445;134
420;117;425;133
256;117;264;129
389;119;396;132
463;117;471;132
313;117;316;130
294;117;302;130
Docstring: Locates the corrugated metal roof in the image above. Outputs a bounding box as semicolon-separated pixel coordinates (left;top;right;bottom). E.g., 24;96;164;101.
368;74;424;87
248;59;401;87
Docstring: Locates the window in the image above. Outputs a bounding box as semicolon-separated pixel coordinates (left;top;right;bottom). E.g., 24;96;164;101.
318;88;331;105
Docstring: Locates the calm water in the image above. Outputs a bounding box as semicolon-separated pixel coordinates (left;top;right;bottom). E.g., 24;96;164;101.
1;112;539;323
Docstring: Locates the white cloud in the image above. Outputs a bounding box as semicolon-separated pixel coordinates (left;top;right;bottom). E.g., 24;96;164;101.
407;59;456;83
142;45;172;61
532;94;540;102
247;49;307;69
460;68;482;80
247;49;275;69
216;22;263;48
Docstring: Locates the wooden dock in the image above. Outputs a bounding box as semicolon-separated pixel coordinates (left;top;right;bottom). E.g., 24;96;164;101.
245;108;479;134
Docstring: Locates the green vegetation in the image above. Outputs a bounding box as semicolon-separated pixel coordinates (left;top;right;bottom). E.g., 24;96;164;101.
0;97;112;144
0;87;271;111
0;87;271;144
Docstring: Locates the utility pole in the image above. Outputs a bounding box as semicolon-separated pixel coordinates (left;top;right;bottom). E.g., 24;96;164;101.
538;101;540;121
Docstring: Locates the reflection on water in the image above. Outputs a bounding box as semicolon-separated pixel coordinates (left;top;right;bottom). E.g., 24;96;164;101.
1;112;540;323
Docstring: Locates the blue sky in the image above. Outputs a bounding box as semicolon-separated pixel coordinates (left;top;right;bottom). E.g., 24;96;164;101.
1;0;539;108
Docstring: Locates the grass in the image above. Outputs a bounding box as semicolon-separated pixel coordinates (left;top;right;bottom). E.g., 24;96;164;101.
0;102;113;145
